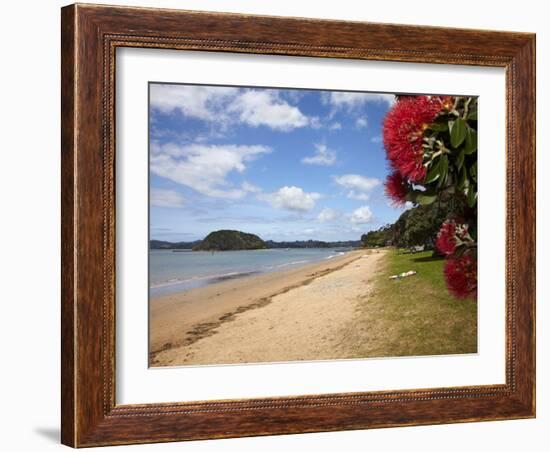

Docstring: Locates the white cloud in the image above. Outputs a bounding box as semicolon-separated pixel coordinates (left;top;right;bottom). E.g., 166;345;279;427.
350;206;374;224
282;90;305;103
370;135;383;144
149;84;237;121
150;84;315;132
241;181;262;193
346;190;371;201
150;142;271;199
310;117;322;129
261;186;321;212
150;188;185;208
317;207;339;223
355;117;368;129
228;90;312;131
333;174;381;200
329;122;342;131
323;92;395;110
301;143;337;166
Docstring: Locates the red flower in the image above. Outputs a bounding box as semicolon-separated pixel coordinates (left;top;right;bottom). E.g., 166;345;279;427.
436;221;458;255
435;219;470;256
383;96;453;183
385;170;409;205
444;253;477;300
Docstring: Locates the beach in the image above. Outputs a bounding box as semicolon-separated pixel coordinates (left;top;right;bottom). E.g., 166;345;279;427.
150;249;387;366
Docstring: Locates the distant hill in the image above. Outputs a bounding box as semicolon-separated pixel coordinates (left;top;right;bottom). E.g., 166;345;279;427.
150;239;201;250
151;236;361;250
265;239;361;249
192;230;267;251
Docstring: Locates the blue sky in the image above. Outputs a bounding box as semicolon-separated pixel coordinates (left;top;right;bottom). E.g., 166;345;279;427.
149;83;410;242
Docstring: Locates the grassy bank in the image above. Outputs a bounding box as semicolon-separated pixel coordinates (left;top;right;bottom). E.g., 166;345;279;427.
343;248;477;358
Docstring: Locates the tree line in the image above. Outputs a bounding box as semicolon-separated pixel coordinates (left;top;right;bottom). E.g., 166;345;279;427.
361;200;457;249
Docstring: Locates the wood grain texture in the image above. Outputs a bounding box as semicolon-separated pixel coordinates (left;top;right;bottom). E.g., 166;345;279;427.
60;3;536;447
60;5;76;446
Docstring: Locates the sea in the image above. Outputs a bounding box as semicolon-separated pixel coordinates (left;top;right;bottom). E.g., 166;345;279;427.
149;248;351;297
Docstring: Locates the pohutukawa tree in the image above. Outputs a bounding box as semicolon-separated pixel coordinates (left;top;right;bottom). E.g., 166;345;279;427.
382;95;478;300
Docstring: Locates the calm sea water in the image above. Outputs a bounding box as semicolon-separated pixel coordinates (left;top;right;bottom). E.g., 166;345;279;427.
149;248;351;297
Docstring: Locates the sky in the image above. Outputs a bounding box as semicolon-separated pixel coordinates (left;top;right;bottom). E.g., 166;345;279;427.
149;83;411;242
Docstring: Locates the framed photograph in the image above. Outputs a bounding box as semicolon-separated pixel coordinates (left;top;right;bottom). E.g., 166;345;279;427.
61;3;536;447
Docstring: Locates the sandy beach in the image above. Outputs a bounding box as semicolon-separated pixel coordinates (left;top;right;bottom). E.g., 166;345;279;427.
150;249;387;366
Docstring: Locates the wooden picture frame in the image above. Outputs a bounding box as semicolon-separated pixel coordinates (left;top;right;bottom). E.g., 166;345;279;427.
61;3;535;447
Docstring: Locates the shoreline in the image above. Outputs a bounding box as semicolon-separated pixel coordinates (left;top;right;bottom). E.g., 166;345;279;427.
150;248;350;297
150;248;386;366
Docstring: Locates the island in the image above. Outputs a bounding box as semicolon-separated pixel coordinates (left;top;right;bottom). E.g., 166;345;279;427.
192;230;267;251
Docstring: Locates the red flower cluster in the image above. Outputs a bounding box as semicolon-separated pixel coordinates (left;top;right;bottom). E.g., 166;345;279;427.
385;170;409;205
443;253;477;300
383;96;453;183
435;219;469;256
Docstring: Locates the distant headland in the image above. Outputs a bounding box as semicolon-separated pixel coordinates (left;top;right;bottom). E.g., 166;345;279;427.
192;230;266;251
150;230;361;251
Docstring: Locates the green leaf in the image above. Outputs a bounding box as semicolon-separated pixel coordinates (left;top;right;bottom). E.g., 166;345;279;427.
456;148;465;171
464;127;477;154
428;122;449;132
437;155;449;188
424;158;441;184
467;109;478;120
457;166;468;190
454;244;469;257
467;183;477;208
405;192;417;203
444;185;456;195
449;118;467;148
416;192;438;205
470;161;478;183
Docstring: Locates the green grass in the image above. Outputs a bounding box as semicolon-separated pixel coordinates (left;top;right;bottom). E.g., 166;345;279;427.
345;249;477;358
